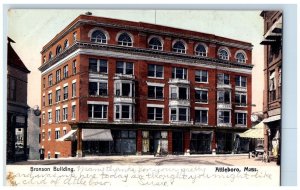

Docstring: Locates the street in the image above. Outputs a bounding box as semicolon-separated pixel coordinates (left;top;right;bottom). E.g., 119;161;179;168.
10;154;278;166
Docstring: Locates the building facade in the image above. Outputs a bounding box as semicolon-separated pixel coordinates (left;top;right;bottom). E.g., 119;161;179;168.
39;14;253;158
7;37;30;162
260;11;282;161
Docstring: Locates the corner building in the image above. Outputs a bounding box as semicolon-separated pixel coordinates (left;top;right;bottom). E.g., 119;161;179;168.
39;14;253;158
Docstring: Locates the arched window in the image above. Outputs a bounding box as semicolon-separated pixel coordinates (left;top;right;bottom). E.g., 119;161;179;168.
91;30;107;43
117;32;132;46
56;45;62;55
195;44;207;57
172;41;186;54
64;40;69;49
236;52;246;63
49;51;53;60
149;37;162;50
218;49;229;60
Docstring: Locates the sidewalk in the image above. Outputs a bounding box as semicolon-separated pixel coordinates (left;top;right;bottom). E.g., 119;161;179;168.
10;154;279;166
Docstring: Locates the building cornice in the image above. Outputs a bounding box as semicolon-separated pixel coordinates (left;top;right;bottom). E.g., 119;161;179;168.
39;41;253;75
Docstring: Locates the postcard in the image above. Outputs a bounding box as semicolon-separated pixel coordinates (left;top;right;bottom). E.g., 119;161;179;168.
5;9;282;186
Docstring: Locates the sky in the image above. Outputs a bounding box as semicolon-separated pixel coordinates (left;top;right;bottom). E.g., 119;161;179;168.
7;9;264;112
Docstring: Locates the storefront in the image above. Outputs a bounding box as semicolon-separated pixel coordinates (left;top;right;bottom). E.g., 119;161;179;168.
216;132;234;154
190;131;213;154
142;130;168;155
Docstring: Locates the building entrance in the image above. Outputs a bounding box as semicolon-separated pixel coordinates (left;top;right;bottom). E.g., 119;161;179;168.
172;131;184;154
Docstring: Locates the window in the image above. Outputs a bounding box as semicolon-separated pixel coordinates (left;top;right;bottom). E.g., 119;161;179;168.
116;61;133;75
42;132;45;140
55;89;61;102
236;113;247;125
236;52;246;63
42;113;45;125
72;105;76;119
42;95;45;106
269;70;276;102
56;45;62;55
115;105;132;120
56;70;61;83
48;111;52;123
48;74;53;86
88;59;107;73
55;109;60;123
64;40;69;49
195;44;207;56
195;90;208;103
148;64;163;78
91;30;107;43
235;76;247;87
117;32;132;46
55;130;60;139
235;93;247;106
170;107;189;122
72;82;76;97
217;90;231;104
172;67;187;79
218;49;229;60
195;70;208;83
49;51;53;60
218;111;230;124
149;37;162;50
89;81;108;96
8;77;16;101
172;41;186;53
43;56;46;63
72;60;77;74
43;78;46;88
63;65;68;78
195;110;208;124
170;86;188;100
148;86;163;99
88;104;107;119
63;129;67;135
115;82;134;97
73;32;77;41
147;107;163;121
63;86;68;100
48;130;51;140
63;107;68;121
48;93;52;105
217;74;230;85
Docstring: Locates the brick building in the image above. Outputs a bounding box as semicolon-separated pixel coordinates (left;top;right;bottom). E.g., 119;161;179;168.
38;13;253;158
7;37;30;162
260;11;282;161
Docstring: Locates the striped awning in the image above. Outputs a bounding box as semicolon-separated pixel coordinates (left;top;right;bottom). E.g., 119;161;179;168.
239;121;264;139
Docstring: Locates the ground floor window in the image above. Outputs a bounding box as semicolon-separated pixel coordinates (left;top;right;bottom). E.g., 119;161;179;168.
142;131;168;154
190;131;212;154
112;130;136;155
216;132;233;154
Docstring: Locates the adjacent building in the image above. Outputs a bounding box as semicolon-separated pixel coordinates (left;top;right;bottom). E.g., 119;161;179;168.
7;37;30;162
39;14;253;158
260;11;282;161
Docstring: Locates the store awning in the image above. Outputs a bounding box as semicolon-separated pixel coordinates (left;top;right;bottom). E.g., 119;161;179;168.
56;129;77;141
263;115;281;123
82;129;113;141
239;121;264;139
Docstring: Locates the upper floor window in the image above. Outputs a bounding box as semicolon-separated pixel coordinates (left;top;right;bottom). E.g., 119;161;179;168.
56;45;62;55
56;69;61;83
88;104;107;119
148;64;163;78
235;93;247;106
63;65;68;78
7;77;16;101
72;60;77;74
148;86;163;99
48;93;52;105
172;67;187;80
218;48;229;60
236;52;246;63
117;32;132;46
217;90;231;104
89;81;108;96
64;40;69;49
91;30;107;43
49;51;53;60
195;70;208;83
170;107;189;122
73;32;77;41
170;86;189;100
115;82;134;97
218;110;230;124
116;61;133;75
172;40;186;54
195;89;208;103
148;37;162;50
63;86;68;100
48;74;53;86
195;43;207;57
43;56;46;63
89;59;107;73
115;104;133;120
217;73;230;85
195;109;208;124
236;112;247;125
148;107;163;121
235;76;247;87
